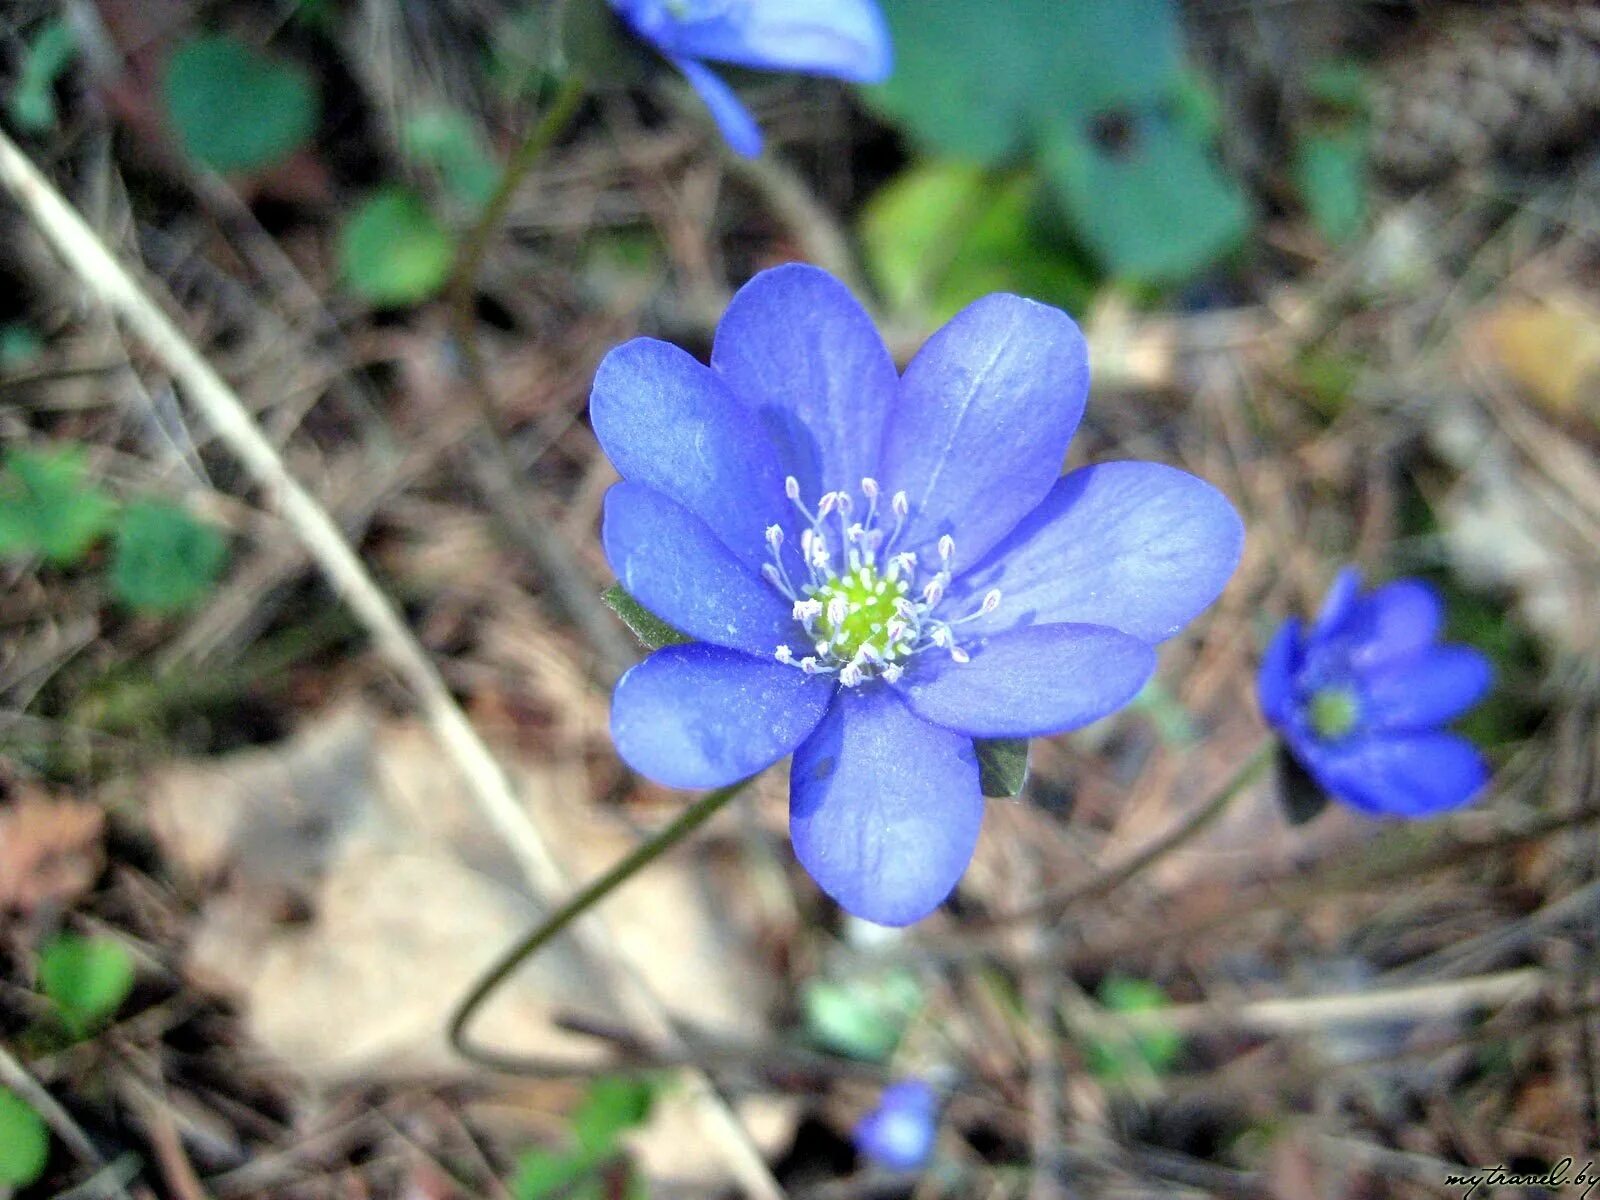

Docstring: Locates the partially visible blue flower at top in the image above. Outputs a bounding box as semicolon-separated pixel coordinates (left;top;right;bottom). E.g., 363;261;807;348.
593;264;1244;925
854;1080;938;1171
1259;568;1493;818
607;0;892;156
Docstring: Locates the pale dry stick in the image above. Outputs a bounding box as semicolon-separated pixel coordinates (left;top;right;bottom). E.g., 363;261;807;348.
0;130;785;1200
1111;966;1546;1037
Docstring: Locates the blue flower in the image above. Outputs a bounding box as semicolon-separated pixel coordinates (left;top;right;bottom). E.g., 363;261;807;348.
1259;568;1493;818
853;1080;938;1171
607;0;892;157
593;265;1244;925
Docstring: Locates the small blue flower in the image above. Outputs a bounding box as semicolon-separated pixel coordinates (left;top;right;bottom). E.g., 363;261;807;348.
593;265;1244;925
853;1080;938;1171
1259;568;1493;817
607;0;893;157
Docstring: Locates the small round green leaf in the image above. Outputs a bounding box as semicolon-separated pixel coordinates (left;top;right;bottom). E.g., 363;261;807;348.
164;35;318;174
0;446;116;566
340;187;455;307
38;933;135;1037
0;1089;49;1187
571;1076;654;1155
110;501;228;615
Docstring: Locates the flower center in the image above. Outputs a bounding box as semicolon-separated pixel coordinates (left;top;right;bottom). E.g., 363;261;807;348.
1308;686;1361;741
761;476;999;687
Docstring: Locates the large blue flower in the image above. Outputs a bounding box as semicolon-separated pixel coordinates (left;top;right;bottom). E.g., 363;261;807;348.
594;265;1244;925
607;0;893;157
1258;568;1493;818
853;1079;938;1171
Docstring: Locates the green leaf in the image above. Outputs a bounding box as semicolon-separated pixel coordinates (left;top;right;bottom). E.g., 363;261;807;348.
802;971;923;1062
1087;976;1183;1081
872;0;1250;285
1294;129;1369;245
511;1148;596;1200
110;501;228;614
164;36;318;174
0;1089;49;1187
572;1076;654;1156
0;446;116;565
860;161;1094;322
1039;103;1249;284
601;585;691;651
1275;742;1330;827
8;17;77;133
340;187;455;307
0;323;45;367
403;108;501;210
38;934;135;1037
975;738;1029;798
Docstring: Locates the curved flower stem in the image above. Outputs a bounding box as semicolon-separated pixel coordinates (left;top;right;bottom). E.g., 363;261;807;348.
984;737;1278;930
450;775;755;1073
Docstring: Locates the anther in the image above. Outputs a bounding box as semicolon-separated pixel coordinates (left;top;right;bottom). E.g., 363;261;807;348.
784;475;801;501
882;663;904;683
774;645;794;664
794;599;822;621
817;492;839;518
799;656;818;675
765;524;784;549
839;662;864;687
950;645;971;664
861;477;879;499
891;490;909;517
826;596;848;626
922;579;945;607
981;588;1002;614
938;534;955;564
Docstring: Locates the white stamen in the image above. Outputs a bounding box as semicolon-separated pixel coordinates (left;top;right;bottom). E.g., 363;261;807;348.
883;663;904;683
775;645;794;664
794;599;822;621
765;524;784;549
839;661;863;687
981;588;1002;614
784;475;801;501
861;477;879;499
799;656;818;675
891;490;909;517
826;596;848;626
817;491;839;518
950;645;970;663
922;579;945;607
938;534;955;564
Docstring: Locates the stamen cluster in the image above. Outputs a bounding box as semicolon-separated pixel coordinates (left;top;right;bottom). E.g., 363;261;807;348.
761;476;1000;686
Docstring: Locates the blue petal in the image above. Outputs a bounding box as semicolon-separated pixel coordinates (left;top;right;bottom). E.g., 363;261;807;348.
1343;579;1445;668
711;264;898;497
1258;618;1303;728
943;462;1244;643
633;0;893;83
591;338;788;569
1312;567;1362;636
612;643;835;789
879;294;1089;567
1362;646;1493;732
898;623;1155;738
672;55;764;157
854;1081;938;1172
602;483;797;656
790;687;981;926
1306;732;1489;818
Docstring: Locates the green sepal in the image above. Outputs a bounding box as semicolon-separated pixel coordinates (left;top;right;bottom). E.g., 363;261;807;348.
1275;741;1331;827
602;585;691;651
976;737;1029;798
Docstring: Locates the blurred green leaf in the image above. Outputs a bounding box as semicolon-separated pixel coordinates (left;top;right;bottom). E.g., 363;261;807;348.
571;1076;654;1156
872;0;1249;285
0;323;45;367
1039;104;1249;283
164;35;318;174
110;501;227;615
1087;976;1183;1081
860;161;1093;321
803;970;923;1062
1128;681;1198;746
976;737;1029;797
38;934;134;1037
559;0;657;88
0;446;116;565
602;585;691;651
0;1089;49;1187
511;1148;594;1200
403;108;501;210
340;186;455;306
1294;129;1369;245
8;17;77;133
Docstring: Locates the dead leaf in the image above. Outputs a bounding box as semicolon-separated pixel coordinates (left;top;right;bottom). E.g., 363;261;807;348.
1477;293;1600;426
0;793;106;914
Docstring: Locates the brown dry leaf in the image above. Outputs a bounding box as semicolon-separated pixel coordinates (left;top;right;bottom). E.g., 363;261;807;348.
127;702;789;1189
1477;293;1600;425
0;793;106;914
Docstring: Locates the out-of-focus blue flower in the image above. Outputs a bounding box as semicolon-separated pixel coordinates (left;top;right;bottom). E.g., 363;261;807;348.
1259;568;1493;817
593;264;1243;925
853;1080;938;1171
607;0;892;156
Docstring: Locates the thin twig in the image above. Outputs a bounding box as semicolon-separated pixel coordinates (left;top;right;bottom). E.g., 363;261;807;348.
0;129;784;1200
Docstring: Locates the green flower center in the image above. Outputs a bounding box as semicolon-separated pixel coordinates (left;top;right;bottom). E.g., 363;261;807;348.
812;565;915;663
1308;687;1361;740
